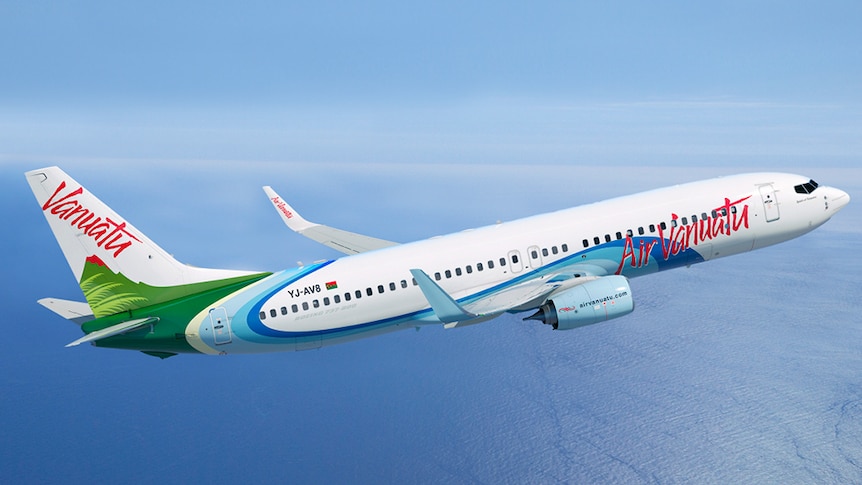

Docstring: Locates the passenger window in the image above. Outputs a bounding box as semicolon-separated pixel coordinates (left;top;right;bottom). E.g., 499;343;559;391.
344;293;351;302
626;229;633;237
615;232;622;240
691;215;697;223
562;244;568;252
731;206;737;214
412;278;418;286
445;270;452;278
660;222;667;230
291;304;298;313
435;272;441;281
389;282;396;291
465;266;472;274
702;212;708;220
531;250;538;259
552;246;558;254
721;208;727;216
455;268;462;276
512;254;519;264
334;295;341;304
312;300;319;308
542;248;548;257
583;239;589;248
604;234;611;243
355;290;362;299
281;306;288;315
477;262;484;271
488;260;495;269
259;311;266;320
638;227;644;235
323;297;330;306
681;217;688;225
366;287;373;296
649;224;656;232
711;210;718;218
270;309;277;317
302;302;309;310
594;236;600;245
401;280;408;288
378;285;385;294
499;258;506;266
671;219;678;228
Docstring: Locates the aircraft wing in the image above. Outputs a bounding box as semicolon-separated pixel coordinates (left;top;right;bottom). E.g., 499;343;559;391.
412;260;617;329
263;186;399;255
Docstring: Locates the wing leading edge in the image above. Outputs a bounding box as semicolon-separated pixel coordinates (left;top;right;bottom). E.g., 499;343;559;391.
263;186;399;255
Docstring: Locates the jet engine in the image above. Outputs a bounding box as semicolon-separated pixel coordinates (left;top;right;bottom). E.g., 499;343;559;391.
525;275;634;330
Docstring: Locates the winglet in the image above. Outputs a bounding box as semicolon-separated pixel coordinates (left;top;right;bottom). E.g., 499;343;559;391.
263;186;317;232
409;269;477;324
264;186;399;255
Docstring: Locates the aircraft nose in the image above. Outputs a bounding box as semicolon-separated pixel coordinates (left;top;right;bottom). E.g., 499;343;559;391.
830;187;851;212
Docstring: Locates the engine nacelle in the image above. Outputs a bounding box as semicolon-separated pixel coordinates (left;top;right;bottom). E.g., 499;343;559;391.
525;275;634;330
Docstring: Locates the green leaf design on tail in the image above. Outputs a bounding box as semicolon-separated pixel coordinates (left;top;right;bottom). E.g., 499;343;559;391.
81;273;149;316
79;261;151;317
79;255;270;318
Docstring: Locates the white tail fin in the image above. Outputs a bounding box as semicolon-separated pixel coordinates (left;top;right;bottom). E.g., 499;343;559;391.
27;167;268;317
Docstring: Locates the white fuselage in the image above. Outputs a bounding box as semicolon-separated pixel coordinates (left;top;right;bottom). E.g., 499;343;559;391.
186;172;850;354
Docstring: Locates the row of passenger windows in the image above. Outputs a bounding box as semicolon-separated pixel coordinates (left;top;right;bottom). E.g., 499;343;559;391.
260;278;418;319
580;207;737;248
259;243;572;320
430;244;570;281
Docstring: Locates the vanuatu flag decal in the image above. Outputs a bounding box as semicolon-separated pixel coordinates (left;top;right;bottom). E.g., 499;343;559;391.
326;281;338;290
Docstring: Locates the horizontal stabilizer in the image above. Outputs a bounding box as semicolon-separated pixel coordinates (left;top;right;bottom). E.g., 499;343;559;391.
66;317;158;348
264;186;399;255
38;298;94;325
410;269;478;324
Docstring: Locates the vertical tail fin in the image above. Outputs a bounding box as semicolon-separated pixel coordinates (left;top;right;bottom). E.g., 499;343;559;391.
27;167;268;318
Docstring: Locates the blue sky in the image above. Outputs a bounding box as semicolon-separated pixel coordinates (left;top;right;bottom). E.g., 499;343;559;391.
3;1;860;104
2;2;861;483
2;1;861;167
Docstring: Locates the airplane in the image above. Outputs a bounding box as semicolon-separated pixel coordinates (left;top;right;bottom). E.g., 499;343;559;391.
27;166;850;358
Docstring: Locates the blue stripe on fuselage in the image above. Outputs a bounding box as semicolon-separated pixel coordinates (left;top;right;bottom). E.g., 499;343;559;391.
236;237;703;343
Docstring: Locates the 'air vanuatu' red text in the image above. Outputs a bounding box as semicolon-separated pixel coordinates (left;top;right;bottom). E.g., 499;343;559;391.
616;195;751;274
270;196;294;219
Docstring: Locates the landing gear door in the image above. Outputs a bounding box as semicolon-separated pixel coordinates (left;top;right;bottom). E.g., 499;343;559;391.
210;307;232;345
759;184;780;222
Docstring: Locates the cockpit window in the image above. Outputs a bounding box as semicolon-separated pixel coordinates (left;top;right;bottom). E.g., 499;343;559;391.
794;179;820;194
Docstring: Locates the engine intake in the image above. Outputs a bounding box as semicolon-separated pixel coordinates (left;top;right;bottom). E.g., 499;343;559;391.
525;275;634;330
